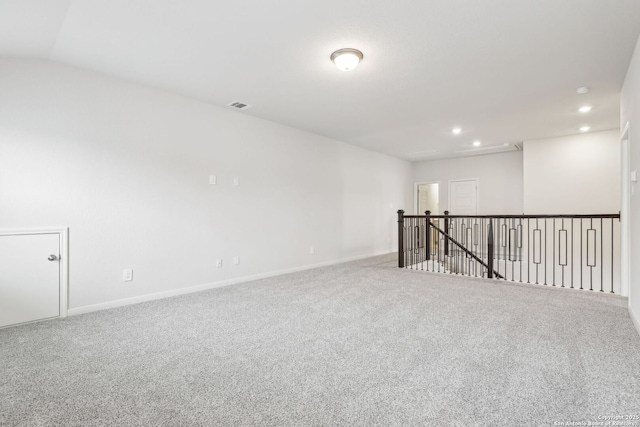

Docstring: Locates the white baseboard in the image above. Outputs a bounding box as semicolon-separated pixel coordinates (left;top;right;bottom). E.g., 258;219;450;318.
630;306;640;338
67;250;393;317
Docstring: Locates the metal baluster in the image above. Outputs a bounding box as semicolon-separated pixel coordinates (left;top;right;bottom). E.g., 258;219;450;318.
510;219;514;281
580;218;583;290
484;218;487;277
417;218;420;269
455;218;460;275
600;217;603;292
533;218;542;285
488;219;494;279
415;218;419;270
498;218;502;279
544;218;548;285
571;218;574;289
475;218;479;277
519;218;523;282
438;218;442;273
560;218;565;287
408;218;412;269
590;218;594;291
457;218;460;275
448;217;452;274
552;218;556;286
527;218;531;284
408;217;412;269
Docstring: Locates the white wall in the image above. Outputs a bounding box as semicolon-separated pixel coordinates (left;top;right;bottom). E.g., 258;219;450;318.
621;33;640;334
0;59;412;311
412;151;524;215
523;130;620;214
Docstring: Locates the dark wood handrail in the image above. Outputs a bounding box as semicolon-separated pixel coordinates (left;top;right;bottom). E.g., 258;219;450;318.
403;213;620;219
428;221;504;279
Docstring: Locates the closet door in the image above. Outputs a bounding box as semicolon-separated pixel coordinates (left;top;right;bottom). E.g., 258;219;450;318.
0;233;60;328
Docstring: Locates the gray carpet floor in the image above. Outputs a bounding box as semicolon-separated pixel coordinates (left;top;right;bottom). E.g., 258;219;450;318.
1;253;640;426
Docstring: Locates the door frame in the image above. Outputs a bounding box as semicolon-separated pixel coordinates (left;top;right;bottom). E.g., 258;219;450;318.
448;178;479;214
0;227;69;318
414;181;440;215
621;122;630;298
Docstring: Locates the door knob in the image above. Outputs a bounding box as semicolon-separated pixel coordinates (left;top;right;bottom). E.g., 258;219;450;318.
48;254;58;261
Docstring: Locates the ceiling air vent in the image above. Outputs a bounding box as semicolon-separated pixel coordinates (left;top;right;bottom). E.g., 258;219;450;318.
227;101;253;110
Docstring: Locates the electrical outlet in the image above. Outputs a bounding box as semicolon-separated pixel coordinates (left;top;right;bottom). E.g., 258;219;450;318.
309;246;315;255
123;269;133;282
233;177;239;186
216;258;223;268
233;256;239;265
209;175;217;185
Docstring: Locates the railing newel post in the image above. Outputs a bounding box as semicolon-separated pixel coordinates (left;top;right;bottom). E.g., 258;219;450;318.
398;210;405;268
444;210;450;257
425;210;431;262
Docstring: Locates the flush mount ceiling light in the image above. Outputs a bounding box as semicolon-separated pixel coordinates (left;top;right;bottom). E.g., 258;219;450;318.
330;48;363;71
577;86;590;94
452;127;462;135
580;126;591;132
579;105;592;113
473;140;482;147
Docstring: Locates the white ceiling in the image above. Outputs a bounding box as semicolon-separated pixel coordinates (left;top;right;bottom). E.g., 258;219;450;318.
2;0;640;160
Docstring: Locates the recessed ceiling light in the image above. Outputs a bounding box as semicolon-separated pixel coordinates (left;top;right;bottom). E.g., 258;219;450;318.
577;86;589;94
452;127;462;135
580;126;591;132
473;140;481;147
330;48;363;71
579;106;592;113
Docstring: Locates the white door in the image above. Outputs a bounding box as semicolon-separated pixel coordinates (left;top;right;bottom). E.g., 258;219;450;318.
449;179;478;215
0;233;61;328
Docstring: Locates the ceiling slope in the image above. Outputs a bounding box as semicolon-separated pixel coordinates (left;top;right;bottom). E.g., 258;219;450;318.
2;0;640;160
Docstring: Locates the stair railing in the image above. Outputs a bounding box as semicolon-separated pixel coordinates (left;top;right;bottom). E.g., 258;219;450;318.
397;210;621;293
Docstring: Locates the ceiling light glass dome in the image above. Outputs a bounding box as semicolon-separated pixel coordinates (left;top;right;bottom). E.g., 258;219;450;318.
331;48;363;71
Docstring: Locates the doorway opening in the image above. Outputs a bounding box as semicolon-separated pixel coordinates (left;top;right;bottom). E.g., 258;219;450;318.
416;182;440;215
416;182;440;256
